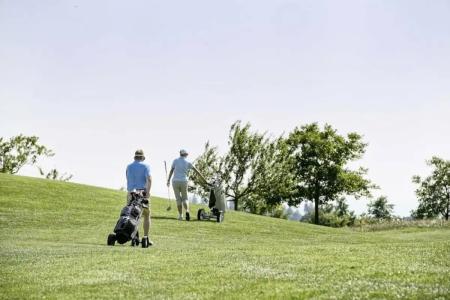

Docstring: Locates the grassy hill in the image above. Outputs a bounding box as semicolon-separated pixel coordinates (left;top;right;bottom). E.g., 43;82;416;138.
0;174;449;299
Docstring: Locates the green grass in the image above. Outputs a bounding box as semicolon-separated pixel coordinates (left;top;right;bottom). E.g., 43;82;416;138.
0;173;449;299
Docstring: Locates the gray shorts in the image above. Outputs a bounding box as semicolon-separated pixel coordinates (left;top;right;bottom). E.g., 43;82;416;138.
172;181;188;205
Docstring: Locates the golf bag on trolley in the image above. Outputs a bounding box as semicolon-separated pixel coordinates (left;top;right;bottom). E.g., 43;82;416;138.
107;190;150;248
197;179;226;223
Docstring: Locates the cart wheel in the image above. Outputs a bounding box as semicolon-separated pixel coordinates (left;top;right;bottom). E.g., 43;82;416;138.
216;212;224;223
107;233;116;246
141;237;148;248
131;237;139;247
197;209;206;221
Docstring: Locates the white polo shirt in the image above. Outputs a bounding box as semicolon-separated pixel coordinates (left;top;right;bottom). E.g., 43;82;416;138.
171;157;193;182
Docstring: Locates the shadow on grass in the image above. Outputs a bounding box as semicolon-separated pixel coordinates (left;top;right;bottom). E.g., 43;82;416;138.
152;216;178;220
77;240;156;248
152;215;200;222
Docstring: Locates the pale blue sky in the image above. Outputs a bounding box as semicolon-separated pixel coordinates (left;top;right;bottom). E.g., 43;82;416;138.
1;0;449;216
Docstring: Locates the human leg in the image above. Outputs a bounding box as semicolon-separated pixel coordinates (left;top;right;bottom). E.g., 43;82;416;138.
142;198;153;246
172;181;184;219
180;182;190;220
143;207;150;236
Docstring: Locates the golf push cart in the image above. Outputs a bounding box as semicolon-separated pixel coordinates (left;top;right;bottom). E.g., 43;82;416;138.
107;190;150;248
197;180;226;223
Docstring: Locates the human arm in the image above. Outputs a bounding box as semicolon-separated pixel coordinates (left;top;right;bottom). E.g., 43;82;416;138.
146;175;152;197
192;166;209;186
166;167;174;187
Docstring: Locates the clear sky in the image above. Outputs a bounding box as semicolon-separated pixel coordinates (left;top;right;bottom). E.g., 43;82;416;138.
1;0;449;216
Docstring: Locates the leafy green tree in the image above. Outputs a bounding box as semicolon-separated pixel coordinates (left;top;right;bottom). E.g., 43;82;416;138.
0;135;54;174
248;137;297;213
193;121;295;212
367;196;394;219
190;141;222;198
218;121;266;211
410;204;436;219
412;156;450;220
286;123;376;224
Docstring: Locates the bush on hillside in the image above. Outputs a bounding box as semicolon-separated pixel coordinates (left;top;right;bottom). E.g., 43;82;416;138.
267;205;290;220
353;217;449;232
301;201;356;227
242;200;289;220
301;210;356;227
38;167;73;182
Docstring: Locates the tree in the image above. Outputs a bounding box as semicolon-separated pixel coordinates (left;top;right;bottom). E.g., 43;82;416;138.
367;196;394;219
410;205;436;220
248;137;297;212
190;141;222;198
221;121;265;211
286;123;376;224
192;121;295;213
412;156;450;220
0;135;54;174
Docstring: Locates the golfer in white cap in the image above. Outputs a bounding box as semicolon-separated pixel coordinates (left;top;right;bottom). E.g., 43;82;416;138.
167;149;207;221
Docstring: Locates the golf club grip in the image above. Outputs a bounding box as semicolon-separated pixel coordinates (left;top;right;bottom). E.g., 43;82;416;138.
164;161;171;201
164;161;169;180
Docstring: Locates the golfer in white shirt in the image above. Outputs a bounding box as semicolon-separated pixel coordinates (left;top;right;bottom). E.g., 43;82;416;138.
167;149;207;221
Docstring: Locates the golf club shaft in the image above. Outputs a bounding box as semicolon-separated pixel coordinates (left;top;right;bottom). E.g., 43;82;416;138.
164;161;172;209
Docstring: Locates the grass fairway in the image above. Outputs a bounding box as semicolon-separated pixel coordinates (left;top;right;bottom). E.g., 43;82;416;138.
0;174;449;299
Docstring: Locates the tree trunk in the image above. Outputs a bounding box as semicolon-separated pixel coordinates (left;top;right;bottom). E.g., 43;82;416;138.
446;192;450;221
314;196;319;225
446;200;449;221
234;197;239;211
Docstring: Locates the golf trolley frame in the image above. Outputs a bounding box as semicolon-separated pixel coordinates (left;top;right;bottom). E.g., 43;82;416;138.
197;181;226;223
107;190;150;247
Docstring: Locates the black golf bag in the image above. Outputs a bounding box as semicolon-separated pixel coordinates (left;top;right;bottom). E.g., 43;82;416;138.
107;190;149;247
